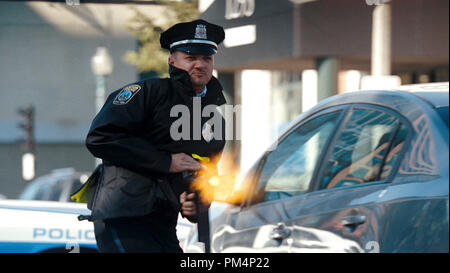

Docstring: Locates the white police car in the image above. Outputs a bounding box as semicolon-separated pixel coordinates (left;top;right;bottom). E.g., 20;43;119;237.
0;199;195;253
8;167;196;253
0;199;97;253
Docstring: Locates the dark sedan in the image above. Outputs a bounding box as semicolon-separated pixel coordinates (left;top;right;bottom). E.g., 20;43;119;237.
186;82;449;253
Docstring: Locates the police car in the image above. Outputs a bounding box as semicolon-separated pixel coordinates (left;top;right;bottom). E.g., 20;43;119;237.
0;194;194;253
0;199;97;253
0;200;194;253
3;168;195;253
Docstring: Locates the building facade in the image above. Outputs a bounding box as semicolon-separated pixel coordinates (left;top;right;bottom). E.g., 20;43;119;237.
200;0;449;173
0;1;166;198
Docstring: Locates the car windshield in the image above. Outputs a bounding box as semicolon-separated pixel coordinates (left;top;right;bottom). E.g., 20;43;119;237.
436;106;449;128
19;179;55;200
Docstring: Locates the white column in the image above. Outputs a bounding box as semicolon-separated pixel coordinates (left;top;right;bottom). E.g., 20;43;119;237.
239;70;272;174
371;2;392;76
301;69;318;112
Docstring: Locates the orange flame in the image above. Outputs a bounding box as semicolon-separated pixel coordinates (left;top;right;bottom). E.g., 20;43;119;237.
190;152;249;205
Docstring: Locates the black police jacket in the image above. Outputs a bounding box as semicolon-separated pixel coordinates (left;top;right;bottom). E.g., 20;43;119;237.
85;65;226;220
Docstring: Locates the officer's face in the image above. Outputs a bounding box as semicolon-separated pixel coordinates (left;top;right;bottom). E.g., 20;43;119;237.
169;51;214;93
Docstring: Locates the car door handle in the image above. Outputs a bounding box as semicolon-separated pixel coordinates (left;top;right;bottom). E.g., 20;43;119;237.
341;214;367;227
270;223;291;240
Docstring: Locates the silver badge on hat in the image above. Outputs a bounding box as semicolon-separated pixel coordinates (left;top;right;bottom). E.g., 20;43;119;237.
195;24;207;39
202;122;214;143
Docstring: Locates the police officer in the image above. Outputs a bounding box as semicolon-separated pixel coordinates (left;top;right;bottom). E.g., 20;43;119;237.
85;19;226;253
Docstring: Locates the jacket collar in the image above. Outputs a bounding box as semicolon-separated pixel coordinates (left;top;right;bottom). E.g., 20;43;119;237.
169;65;193;93
169;65;226;106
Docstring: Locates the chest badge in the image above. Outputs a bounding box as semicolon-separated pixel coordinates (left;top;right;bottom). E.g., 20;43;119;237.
202;122;214;143
113;84;141;105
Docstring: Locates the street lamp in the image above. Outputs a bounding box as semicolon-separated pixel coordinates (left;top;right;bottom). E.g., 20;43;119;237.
91;46;113;114
91;47;113;166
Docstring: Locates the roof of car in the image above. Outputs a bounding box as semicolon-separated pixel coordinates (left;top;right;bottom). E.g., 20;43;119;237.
18;168;89;201
393;82;449;108
0;199;90;215
312;82;449;111
282;83;449;136
393;82;449;92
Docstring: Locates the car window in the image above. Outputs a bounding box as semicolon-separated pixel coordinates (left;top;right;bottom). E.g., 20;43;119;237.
48;181;65;201
319;108;407;190
379;124;408;180
256;111;342;203
33;183;52;201
19;182;41;200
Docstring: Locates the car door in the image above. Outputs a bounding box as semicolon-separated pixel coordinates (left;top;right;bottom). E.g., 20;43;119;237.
213;108;347;252
285;105;410;252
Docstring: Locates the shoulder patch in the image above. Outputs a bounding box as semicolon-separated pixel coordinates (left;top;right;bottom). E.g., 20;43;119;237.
113;84;142;105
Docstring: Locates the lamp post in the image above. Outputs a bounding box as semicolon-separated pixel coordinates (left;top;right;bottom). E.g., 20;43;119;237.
91;47;113;166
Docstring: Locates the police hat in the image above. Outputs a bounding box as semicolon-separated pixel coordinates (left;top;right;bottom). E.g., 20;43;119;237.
160;19;225;55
